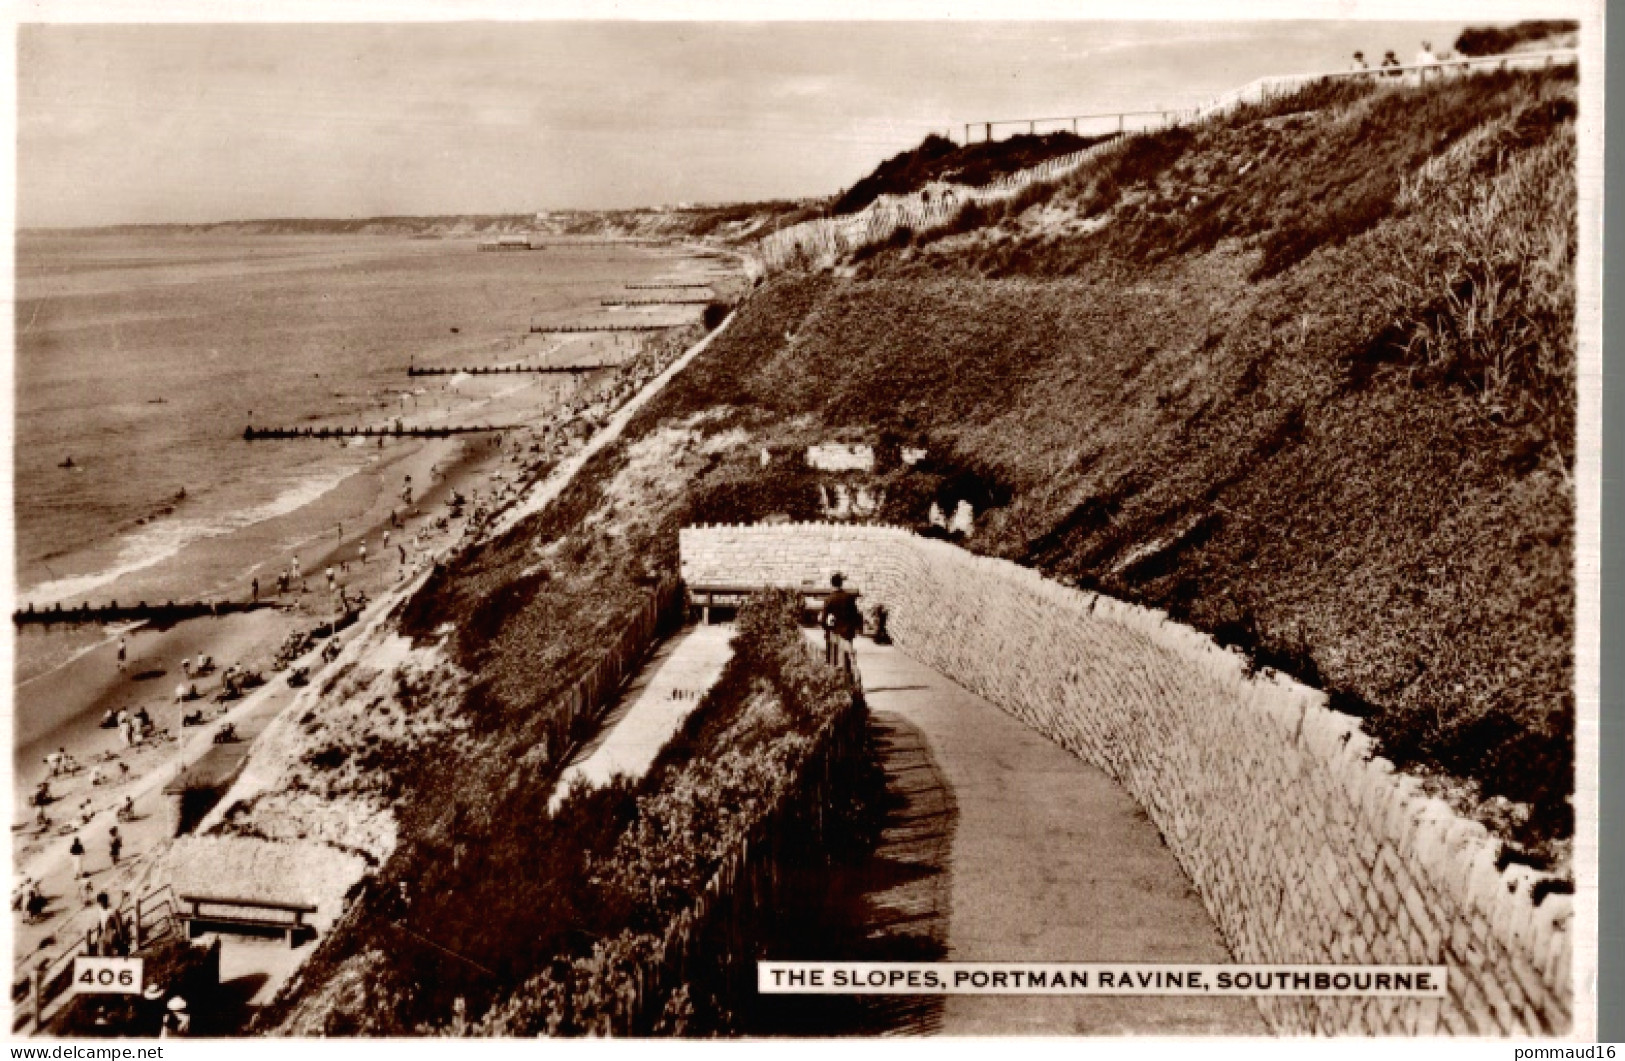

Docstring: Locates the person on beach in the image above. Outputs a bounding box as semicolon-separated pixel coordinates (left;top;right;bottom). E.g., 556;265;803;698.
93;893;125;957
251;577;259;601
180;657;191;679
118;796;135;822
359;543;367;565
45;748;64;777
70;835;86;879
108;826;122;867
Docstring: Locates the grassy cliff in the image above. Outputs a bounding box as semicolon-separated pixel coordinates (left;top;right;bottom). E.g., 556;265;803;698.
709;67;1579;860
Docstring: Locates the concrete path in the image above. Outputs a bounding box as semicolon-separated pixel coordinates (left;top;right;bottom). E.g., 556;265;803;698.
549;623;734;810
850;640;1266;1036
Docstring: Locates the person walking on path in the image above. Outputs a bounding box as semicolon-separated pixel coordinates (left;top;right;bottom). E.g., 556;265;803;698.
819;573;865;689
70;835;86;879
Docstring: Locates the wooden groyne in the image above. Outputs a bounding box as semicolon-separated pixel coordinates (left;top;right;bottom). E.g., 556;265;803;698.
14;599;277;626
529;323;672;334
600;298;711;307
407;363;616;377
243;423;514;441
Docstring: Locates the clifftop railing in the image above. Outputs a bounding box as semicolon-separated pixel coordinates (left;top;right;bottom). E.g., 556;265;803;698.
1192;47;1575;120
748;46;1576;277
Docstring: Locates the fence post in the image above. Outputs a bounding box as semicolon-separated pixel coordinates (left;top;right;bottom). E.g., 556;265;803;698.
984;122;991;142
133;895;143;950
32;964;45;1030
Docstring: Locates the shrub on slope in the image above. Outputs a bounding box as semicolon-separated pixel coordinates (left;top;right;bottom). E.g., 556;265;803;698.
1454;20;1578;57
832;131;1105;215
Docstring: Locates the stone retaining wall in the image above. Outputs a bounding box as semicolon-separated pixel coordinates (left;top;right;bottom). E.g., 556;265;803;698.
678;523;1573;1035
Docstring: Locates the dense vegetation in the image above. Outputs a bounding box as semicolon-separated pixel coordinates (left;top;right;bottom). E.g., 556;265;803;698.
831;131;1106;215
1453;20;1578;57
265;583;875;1035
687;68;1579;863
471;590;879;1035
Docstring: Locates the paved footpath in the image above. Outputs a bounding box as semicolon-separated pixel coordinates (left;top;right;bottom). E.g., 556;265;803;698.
549;623;735;810
852;639;1267;1035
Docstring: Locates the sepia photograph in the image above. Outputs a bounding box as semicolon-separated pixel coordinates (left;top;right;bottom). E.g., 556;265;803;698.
4;1;1604;1043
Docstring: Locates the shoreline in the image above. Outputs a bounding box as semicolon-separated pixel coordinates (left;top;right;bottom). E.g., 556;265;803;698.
9;246;738;1014
11;385;542;805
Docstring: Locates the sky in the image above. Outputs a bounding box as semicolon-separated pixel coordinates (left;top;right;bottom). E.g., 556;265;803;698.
16;17;1497;227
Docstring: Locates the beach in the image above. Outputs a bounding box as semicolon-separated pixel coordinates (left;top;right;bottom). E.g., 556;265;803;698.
11;233;738;885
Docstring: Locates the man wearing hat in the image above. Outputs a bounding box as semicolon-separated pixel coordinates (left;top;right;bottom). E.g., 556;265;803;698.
819;573;864;687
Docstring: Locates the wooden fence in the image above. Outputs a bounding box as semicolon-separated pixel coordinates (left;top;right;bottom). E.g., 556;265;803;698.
539;578;687;770
554;636;869;1035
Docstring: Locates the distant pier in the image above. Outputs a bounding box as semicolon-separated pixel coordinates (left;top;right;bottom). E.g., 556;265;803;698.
528;323;672;334
407;363;615;377
626;282;712;290
600;298;711;306
243;423;515;441
14;599;277;626
537;239;666;248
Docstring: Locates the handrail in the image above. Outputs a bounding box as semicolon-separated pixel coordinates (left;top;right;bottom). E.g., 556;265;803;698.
12;883;181;1033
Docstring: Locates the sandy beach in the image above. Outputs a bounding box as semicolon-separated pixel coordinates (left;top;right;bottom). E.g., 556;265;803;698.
10;243;740;1008
13;245;731;808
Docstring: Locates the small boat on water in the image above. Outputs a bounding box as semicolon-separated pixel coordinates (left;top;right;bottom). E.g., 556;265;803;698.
58;456;75;469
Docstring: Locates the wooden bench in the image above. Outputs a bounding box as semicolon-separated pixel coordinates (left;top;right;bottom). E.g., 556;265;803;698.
177;894;317;948
687;583;835;624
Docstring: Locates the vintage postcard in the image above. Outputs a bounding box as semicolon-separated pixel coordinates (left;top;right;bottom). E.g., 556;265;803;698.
3;0;1604;1045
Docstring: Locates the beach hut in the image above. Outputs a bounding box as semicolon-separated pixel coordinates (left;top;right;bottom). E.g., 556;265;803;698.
165;836;367;946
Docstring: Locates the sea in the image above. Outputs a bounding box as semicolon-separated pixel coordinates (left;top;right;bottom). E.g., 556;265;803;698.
10;232;708;681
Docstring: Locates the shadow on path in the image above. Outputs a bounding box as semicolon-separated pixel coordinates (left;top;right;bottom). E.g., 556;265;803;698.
746;710;957;1036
